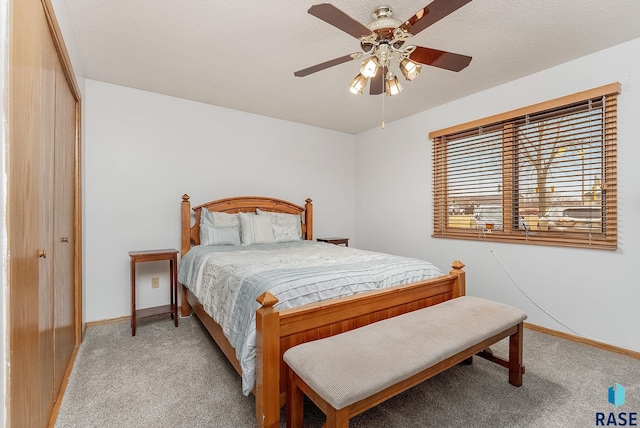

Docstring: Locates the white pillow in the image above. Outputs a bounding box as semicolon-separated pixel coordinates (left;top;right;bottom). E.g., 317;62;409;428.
201;207;240;228
256;209;302;242
272;224;300;243
200;224;241;246
239;212;275;245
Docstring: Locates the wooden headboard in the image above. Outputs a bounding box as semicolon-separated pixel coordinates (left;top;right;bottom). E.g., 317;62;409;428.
180;194;313;257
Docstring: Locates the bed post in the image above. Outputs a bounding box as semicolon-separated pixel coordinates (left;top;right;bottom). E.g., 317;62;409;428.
450;260;466;298
255;292;281;428
181;194;192;255
304;198;313;240
181;194;192;317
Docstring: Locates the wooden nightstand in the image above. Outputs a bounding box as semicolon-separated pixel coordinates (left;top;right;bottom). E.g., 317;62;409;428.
129;249;179;336
317;237;349;247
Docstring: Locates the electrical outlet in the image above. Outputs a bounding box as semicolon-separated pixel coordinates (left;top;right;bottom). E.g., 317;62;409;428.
151;277;160;289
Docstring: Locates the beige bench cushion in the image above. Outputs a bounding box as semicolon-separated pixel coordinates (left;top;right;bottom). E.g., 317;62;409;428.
283;296;527;410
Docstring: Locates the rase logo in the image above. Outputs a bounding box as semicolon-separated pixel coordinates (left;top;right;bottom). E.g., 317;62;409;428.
610;383;626;408
596;383;637;426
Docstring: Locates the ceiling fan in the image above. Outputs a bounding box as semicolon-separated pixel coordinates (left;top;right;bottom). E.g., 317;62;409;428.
294;0;473;96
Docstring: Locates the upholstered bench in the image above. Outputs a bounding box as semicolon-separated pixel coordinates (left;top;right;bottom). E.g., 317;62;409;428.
283;296;527;428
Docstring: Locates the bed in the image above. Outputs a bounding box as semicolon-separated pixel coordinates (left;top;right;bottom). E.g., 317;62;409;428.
179;194;466;428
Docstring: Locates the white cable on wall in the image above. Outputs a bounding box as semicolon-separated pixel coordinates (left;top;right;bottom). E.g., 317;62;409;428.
480;230;630;350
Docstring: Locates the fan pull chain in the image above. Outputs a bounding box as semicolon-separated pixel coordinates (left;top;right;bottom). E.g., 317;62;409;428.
381;74;385;129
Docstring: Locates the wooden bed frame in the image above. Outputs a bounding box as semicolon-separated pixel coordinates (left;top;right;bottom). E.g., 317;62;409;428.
179;194;466;428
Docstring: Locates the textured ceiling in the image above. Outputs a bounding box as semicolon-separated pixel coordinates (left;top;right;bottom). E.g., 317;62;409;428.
62;0;640;134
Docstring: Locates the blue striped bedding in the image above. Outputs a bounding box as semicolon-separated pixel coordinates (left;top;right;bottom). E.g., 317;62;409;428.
178;240;443;395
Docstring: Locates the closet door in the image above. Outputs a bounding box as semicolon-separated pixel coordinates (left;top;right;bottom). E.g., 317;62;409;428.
8;0;82;424
8;0;80;424
53;58;77;397
8;0;54;425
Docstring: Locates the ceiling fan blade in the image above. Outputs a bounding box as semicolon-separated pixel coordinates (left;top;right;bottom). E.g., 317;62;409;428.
369;66;387;95
409;47;472;72
308;4;372;39
294;54;355;77
400;0;473;36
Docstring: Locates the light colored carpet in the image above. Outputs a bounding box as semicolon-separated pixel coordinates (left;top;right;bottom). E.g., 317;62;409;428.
55;314;640;427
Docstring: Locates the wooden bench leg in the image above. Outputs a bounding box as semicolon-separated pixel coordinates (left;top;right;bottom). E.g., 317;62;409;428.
287;369;304;428
325;407;349;428
508;322;524;387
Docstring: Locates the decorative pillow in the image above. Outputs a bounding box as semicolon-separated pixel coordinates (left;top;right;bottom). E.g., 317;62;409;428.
201;207;240;228
200;224;241;246
239;212;275;245
272;224;301;243
256;208;302;242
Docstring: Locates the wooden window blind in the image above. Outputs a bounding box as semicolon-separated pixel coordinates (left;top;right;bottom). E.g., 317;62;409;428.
430;83;620;249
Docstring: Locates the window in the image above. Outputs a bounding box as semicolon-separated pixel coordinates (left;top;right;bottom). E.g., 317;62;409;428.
431;83;619;249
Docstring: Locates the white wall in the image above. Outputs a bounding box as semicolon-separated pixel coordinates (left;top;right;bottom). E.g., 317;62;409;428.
355;38;640;353
84;80;356;322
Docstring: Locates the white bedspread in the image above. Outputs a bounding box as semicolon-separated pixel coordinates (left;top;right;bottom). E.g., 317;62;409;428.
178;240;443;395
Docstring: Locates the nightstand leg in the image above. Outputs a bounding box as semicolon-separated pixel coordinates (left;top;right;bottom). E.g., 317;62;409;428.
131;259;136;336
171;257;178;327
169;259;174;320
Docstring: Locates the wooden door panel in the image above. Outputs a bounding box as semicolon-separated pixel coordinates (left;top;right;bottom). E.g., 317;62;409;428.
53;57;77;397
8;0;53;426
8;0;43;425
39;2;57;423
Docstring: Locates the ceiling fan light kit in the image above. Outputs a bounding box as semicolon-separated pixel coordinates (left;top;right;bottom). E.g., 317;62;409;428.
400;57;422;81
349;73;368;94
360;57;380;78
295;1;474;96
385;73;403;96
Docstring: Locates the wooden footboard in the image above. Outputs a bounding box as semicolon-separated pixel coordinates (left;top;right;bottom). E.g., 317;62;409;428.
254;261;465;428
